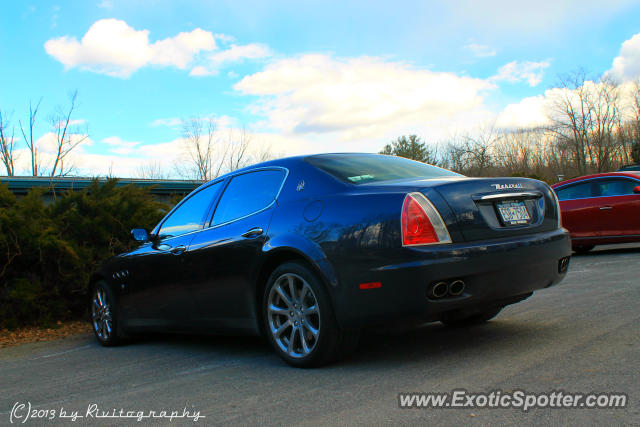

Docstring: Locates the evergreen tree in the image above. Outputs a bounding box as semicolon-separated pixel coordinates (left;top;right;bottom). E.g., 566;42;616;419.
379;135;437;164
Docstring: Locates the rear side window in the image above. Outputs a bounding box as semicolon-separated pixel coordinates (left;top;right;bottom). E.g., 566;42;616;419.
211;169;285;226
597;179;639;197
555;182;593;201
158;181;223;239
305;154;460;185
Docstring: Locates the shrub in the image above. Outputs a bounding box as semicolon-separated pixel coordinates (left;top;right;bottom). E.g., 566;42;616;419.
0;179;170;328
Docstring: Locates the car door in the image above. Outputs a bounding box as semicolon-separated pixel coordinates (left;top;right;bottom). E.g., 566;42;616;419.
594;178;640;237
555;181;599;238
120;180;224;328
185;168;287;331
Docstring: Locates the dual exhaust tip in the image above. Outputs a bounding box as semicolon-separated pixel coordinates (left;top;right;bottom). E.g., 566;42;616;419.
431;280;465;299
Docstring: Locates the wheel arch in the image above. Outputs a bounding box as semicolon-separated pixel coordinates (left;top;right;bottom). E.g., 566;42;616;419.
254;238;339;335
89;272;106;286
88;273;107;298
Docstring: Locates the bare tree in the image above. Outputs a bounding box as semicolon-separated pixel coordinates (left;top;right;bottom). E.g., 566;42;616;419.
494;129;533;174
226;126;252;172
627;80;640;163
0;110;17;176
547;71;624;174
442;125;496;176
16;92;87;177
19;99;42;176
136;161;170;179
180;120;277;179
180;117;227;181
252;142;277;164
590;77;621;171
49;91;89;177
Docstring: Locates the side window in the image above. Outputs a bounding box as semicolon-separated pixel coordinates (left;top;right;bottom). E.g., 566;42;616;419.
158;181;222;239
211;170;285;226
597;179;638;197
555;182;593;201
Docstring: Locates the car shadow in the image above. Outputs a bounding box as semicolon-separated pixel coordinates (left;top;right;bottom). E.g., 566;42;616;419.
121;317;556;370
132;331;270;353
341;319;554;368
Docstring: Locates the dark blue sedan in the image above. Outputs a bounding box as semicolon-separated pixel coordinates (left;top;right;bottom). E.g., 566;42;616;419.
90;153;571;367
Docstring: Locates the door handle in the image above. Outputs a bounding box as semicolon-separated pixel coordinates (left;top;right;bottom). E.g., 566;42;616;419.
599;206;612;210
242;227;264;238
170;245;186;255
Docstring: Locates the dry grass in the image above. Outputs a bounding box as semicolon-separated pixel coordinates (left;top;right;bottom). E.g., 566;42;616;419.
0;321;92;348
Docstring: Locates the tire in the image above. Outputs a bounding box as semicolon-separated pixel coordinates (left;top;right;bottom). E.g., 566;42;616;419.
573;245;595;254
90;280;126;346
440;306;503;327
262;261;359;368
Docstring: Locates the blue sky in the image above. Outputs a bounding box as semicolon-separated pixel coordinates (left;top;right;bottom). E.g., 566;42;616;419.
2;0;640;176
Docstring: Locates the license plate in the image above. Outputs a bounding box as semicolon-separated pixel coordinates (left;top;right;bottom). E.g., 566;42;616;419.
496;201;530;226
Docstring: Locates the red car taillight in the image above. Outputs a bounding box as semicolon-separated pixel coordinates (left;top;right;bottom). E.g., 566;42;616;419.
401;193;452;246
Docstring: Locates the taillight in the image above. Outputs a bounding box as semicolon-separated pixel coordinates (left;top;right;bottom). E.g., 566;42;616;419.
401;193;452;246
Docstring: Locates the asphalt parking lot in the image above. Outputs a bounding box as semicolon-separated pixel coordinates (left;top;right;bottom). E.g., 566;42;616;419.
1;244;639;426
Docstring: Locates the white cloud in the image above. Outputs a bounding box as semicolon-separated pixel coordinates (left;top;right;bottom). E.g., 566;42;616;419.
189;65;219;77
464;43;497;58
496;95;551;129
45;19;154;77
66;119;87;127
607;32;640;82
234;54;492;138
44;19;216;77
150;28;216;69
191;43;272;77
214;33;236;44
134;139;184;160
243;107;497;157
102;136;141;155
492;60;551;87
150;117;182;128
495;78;640;130
34;132;91;154
209;43;271;65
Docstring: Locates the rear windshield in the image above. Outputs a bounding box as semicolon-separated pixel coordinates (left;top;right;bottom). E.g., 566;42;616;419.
305;154;461;185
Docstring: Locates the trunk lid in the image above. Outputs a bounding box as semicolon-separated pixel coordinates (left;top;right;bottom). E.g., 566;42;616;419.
365;176;560;242
427;177;559;242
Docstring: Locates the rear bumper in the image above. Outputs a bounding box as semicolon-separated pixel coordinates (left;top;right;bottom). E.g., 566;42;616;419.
332;228;571;329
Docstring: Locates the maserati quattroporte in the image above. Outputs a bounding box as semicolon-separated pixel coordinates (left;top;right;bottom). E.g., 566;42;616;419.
90;153;571;367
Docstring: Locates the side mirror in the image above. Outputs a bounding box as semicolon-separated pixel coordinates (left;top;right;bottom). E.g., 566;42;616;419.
634;186;640;194
131;228;150;242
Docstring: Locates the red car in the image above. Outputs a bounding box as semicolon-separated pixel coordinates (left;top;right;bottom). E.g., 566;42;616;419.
552;172;640;253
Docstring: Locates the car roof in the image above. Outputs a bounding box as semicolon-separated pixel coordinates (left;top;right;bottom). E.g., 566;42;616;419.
552;171;640;188
217;152;390;177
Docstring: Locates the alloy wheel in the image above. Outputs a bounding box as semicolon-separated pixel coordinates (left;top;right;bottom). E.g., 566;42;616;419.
91;287;113;342
267;273;321;358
